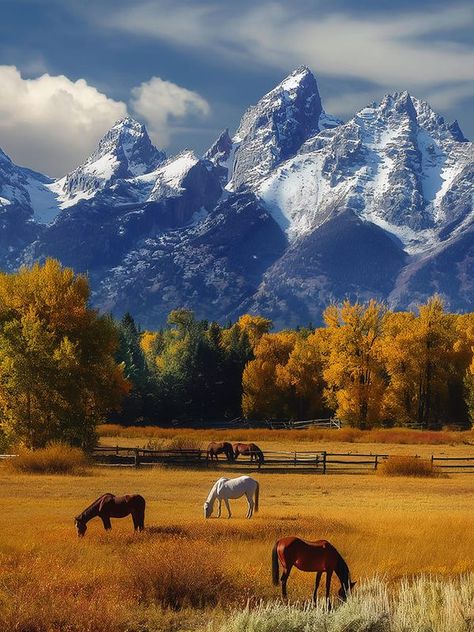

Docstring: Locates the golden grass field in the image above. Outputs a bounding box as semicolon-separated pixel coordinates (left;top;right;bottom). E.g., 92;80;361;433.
1;428;473;631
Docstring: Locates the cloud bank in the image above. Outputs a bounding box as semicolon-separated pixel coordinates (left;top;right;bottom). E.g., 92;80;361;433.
104;1;474;112
0;66;210;177
130;76;210;147
0;65;127;176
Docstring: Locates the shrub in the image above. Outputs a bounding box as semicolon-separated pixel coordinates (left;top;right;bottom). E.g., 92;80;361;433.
144;436;201;451
6;441;90;475
378;455;438;478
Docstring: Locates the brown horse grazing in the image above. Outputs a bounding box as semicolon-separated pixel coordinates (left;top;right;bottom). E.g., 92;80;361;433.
233;442;264;465
74;493;145;537
206;441;234;462
272;537;355;605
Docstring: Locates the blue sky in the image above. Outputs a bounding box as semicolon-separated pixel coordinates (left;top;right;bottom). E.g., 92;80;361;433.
1;0;473;176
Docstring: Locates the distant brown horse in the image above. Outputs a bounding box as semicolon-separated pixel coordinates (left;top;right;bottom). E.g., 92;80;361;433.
74;493;145;536
272;537;355;605
233;442;264;465
206;441;234;462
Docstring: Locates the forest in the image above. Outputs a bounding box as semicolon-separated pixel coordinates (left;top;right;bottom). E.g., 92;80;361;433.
0;260;473;450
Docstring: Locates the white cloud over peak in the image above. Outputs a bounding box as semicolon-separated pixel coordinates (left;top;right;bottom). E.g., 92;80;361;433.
130;76;210;147
105;1;474;107
0;65;127;176
0;67;211;177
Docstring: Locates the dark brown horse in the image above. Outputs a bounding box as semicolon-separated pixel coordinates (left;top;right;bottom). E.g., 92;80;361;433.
233;442;264;465
74;493;145;536
206;441;234;462
272;537;355;604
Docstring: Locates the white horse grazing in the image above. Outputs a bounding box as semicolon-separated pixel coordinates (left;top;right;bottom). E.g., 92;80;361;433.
203;475;259;519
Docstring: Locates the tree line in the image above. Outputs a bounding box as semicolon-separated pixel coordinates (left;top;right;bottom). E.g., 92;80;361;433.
0;261;473;450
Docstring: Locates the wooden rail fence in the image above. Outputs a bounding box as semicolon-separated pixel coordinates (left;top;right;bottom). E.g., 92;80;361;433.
2;448;472;473
431;455;474;471
88;447;469;474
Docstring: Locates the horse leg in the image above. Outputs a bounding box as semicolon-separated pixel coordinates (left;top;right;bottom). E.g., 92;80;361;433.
281;565;291;600
101;515;111;531
132;510;144;532
313;571;323;603
325;570;333;610
217;499;222;518
246;493;254;518
224;497;231;518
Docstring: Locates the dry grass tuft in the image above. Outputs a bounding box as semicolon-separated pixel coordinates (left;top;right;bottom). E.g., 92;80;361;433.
6;441;90;475
378;455;438;478
127;538;238;609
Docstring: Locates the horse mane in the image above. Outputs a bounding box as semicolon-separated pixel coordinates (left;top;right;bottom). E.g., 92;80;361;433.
76;493;114;521
335;550;350;587
205;480;222;504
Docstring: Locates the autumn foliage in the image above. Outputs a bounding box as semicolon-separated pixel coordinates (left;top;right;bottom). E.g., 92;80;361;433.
0;259;473;437
0;260;129;449
240;298;474;428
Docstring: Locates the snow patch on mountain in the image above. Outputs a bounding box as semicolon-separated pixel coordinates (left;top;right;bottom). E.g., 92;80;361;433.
25;177;61;223
145;151;199;201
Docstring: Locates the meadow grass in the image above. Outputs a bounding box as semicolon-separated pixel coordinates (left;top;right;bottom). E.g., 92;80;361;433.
98;424;474;447
0;439;473;631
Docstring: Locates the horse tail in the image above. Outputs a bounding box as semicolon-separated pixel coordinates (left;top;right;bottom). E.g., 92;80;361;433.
254;481;259;512
272;541;279;585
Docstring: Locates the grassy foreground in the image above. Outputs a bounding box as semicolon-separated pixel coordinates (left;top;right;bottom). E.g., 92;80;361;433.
1;436;473;631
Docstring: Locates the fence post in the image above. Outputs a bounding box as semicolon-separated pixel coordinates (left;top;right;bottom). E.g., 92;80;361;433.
134;448;140;468
431;454;434;470
322;451;327;474
374;454;378;470
294;452;297;467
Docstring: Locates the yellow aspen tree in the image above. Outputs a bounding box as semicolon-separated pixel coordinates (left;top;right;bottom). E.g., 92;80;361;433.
276;329;328;419
380;296;458;427
321;300;386;428
0;259;129;449
242;331;299;418
234;314;272;350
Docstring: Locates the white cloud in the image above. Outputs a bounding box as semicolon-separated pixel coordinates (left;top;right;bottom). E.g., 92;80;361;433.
105;1;474;107
130;76;210;146
0;65;126;176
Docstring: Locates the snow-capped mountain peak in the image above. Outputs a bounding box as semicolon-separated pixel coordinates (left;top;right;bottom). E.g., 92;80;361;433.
53;116;166;208
225;66;339;191
258;90;473;252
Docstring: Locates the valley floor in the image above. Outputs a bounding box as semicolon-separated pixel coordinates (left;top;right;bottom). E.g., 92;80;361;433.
1;433;473;631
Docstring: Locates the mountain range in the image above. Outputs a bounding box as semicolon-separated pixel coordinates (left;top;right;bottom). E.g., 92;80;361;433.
1;66;473;328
